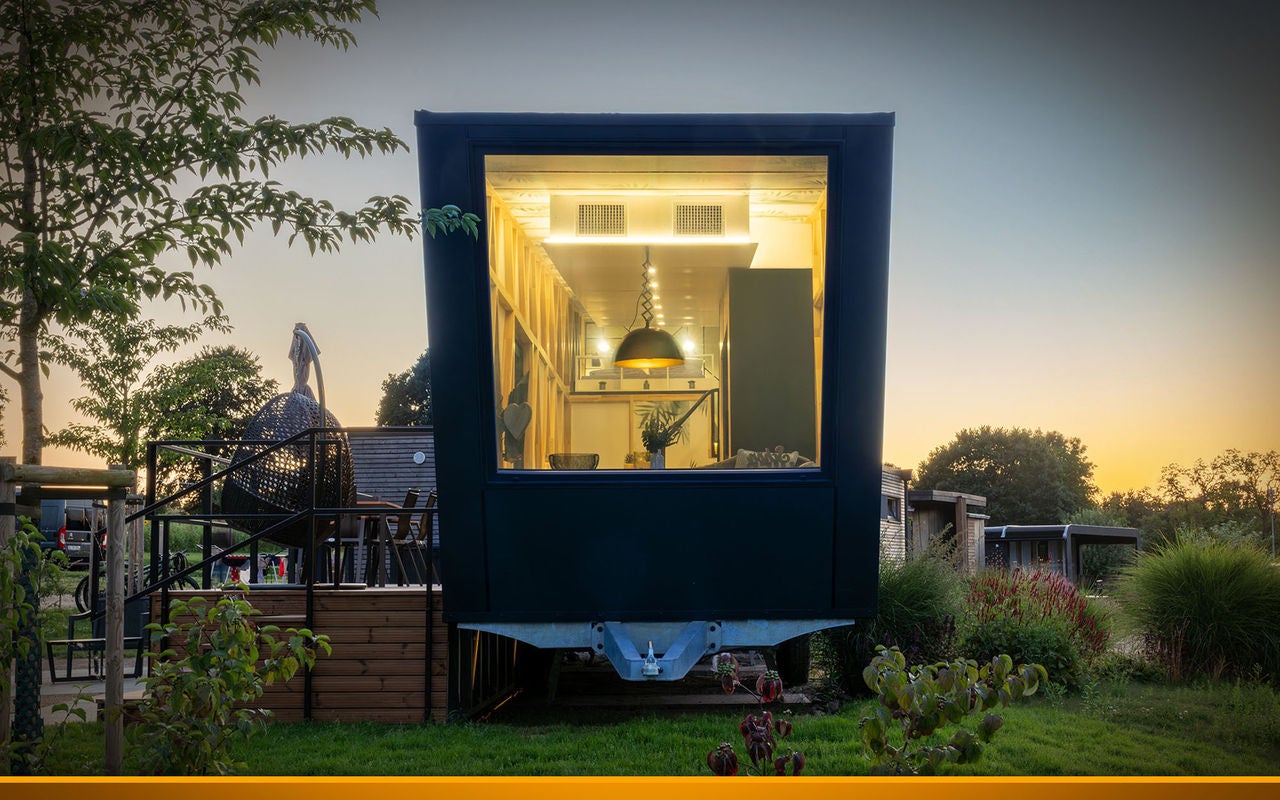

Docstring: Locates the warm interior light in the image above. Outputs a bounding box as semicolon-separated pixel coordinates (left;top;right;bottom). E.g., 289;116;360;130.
542;234;753;245
596;339;611;354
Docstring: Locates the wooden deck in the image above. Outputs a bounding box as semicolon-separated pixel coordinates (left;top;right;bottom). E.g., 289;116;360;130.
147;585;805;722
150;586;449;723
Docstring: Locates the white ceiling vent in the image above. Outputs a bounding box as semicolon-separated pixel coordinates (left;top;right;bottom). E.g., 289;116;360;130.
673;203;724;236
577;203;627;236
549;195;750;240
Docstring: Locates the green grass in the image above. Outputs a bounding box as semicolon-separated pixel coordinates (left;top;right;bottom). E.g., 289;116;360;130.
952;680;1280;775
31;680;1280;776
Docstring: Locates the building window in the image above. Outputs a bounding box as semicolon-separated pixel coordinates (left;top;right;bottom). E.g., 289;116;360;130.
484;153;827;471
883;495;901;522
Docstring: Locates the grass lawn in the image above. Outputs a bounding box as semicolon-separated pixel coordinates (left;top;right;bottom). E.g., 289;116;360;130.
33;678;1280;776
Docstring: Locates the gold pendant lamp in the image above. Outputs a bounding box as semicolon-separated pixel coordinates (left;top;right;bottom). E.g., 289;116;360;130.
613;247;685;369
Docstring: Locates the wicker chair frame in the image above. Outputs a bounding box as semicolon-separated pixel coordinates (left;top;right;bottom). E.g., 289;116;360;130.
221;392;355;549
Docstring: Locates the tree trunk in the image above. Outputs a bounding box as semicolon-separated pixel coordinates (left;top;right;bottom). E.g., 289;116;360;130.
18;290;43;466
17;28;44;466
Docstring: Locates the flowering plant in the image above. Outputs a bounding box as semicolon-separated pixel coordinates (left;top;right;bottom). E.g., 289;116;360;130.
705;653;805;776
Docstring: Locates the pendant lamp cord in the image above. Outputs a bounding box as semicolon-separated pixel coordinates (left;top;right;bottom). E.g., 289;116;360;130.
638;245;655;329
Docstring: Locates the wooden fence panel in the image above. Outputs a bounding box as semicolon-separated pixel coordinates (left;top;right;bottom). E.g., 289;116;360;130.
151;587;448;722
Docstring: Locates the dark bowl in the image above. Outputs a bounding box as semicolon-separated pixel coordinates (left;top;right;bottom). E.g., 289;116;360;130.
548;453;600;470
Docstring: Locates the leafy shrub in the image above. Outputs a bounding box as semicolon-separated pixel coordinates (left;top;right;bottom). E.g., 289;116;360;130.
858;645;1047;775
129;590;330;775
1116;537;1280;683
960;569;1109;688
816;551;964;695
1079;544;1136;589
1087;649;1165;685
1173;520;1271;552
1;516;41;772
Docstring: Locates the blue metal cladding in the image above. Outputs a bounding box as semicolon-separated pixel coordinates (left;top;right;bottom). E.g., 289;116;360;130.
415;112;894;624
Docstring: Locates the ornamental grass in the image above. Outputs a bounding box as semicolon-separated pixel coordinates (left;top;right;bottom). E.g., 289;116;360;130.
1115;537;1280;683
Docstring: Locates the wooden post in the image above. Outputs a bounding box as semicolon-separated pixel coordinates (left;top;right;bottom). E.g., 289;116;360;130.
104;465;127;776
0;457;15;753
0;460;135;771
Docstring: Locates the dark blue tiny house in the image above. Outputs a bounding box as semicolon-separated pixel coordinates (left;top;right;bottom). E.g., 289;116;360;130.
416;113;893;681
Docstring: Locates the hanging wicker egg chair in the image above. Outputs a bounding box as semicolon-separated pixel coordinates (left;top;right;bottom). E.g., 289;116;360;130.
221;324;355;548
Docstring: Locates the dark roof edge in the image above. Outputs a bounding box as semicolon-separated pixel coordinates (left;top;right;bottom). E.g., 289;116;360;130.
414;111;896;128
908;488;988;507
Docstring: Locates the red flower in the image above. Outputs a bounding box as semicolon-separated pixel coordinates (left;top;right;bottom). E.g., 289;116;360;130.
739;714;776;767
772;750;805;775
746;733;774;768
707;742;739;776
712;652;740;676
715;652;741;694
756;669;783;703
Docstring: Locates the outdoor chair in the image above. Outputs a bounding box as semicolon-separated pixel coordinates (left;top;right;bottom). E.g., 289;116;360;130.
323;513;364;585
384;488;423;585
397;489;438;586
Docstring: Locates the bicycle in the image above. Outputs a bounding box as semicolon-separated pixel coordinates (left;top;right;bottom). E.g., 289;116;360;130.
73;549;199;612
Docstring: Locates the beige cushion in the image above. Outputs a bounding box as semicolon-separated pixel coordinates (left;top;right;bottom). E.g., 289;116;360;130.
733;447;815;469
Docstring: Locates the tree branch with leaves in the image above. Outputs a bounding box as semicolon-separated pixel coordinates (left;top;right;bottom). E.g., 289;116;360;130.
0;0;477;464
43;312;231;470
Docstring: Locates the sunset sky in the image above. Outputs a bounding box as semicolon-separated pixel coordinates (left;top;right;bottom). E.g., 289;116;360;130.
4;0;1278;495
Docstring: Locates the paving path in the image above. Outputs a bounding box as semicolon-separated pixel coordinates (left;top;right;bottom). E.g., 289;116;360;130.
38;666;144;726
37;591;145;725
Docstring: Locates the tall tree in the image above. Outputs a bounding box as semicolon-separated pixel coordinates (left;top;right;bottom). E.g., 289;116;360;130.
1098;488;1165;532
914;426;1097;525
140;344;279;501
0;1;474;465
143;345;279;444
375;349;431;426
44;313;230;470
1156;448;1279;544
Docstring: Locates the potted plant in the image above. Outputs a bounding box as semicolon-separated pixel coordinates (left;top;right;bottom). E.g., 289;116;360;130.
638;402;688;469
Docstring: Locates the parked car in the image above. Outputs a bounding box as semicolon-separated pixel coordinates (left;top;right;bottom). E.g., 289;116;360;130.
38;499;104;567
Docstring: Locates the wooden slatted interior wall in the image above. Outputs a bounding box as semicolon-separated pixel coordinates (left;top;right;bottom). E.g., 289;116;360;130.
151;587;447;723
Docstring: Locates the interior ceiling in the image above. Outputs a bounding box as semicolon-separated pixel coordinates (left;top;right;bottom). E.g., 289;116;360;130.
485;154;827;350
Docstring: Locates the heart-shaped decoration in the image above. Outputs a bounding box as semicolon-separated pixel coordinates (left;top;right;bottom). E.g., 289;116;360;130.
501;402;532;439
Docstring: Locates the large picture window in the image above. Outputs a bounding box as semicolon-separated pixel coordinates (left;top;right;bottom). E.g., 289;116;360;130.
484;154;828;471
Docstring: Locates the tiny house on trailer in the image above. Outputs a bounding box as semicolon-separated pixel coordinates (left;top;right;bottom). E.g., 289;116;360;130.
416;113;894;683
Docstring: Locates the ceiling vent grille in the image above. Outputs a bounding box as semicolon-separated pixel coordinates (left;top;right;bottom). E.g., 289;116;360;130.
673;203;724;236
577;203;627;236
